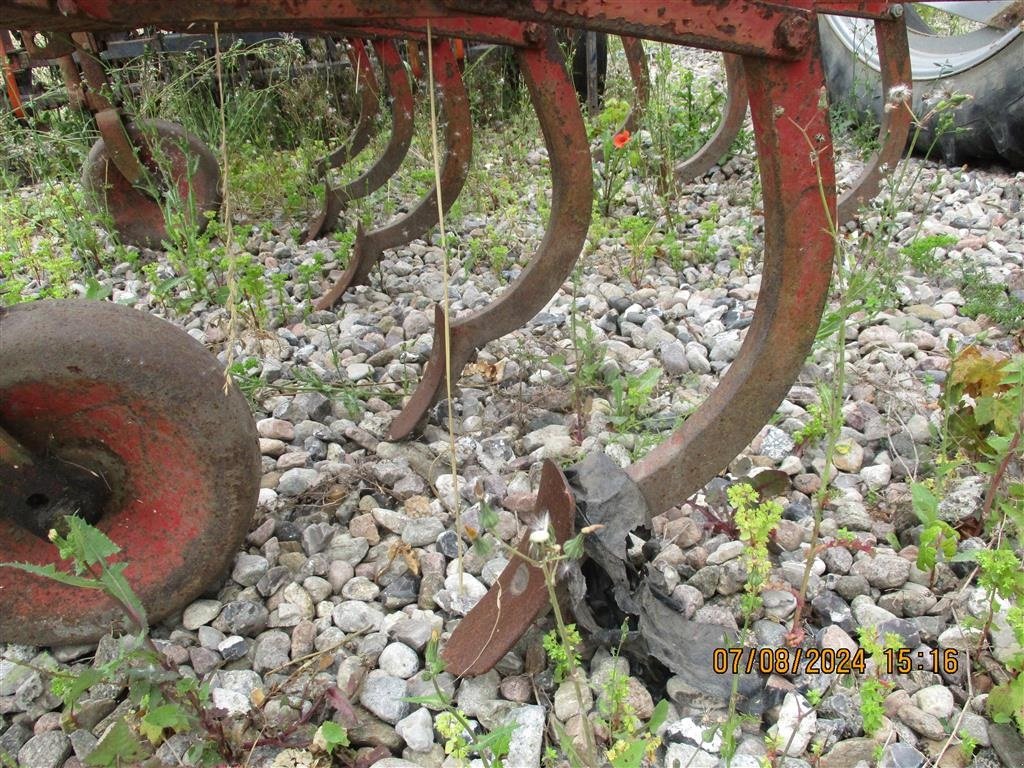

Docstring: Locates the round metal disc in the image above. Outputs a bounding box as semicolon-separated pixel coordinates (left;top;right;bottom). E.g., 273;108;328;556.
81;118;221;250
0;300;259;645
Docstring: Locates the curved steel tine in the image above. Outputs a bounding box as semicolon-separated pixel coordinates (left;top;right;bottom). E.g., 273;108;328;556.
620;35;649;135
836;13;911;224
314;37;381;177
304;38;415;241
674;52;748;185
388;28;593;441
442;459;575;677
313;38;471;311
626;50;836;519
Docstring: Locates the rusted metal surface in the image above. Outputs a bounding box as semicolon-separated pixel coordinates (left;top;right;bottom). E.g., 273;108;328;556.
0;425;110;539
1;30;28;119
443;0;815;57
442;459;574;676
315;38;380;177
620;35;648;135
314;37;471;310
81;117;221;249
0;300;260;645
305;38;415;241
835;14;912;224
675;52;748;185
626;47;837;519
388;28;592;439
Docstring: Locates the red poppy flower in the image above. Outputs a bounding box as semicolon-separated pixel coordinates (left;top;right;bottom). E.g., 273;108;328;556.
612;129;631;149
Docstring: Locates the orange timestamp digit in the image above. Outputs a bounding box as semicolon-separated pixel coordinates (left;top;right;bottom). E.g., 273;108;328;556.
711;646;962;676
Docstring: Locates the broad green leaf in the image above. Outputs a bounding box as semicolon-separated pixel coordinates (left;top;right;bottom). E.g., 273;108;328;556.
140;704;191;744
316;721;349;751
609;738;650;768
85;719;149;766
67;515;120;566
649;699;670;733
99;563;148;628
0;561;100;590
911;483;938;523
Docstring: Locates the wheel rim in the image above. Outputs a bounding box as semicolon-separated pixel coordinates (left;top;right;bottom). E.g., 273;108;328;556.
0;300;259;645
81;118;221;250
823;2;1020;80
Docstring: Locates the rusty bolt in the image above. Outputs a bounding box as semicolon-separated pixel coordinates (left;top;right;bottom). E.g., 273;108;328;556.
775;15;811;55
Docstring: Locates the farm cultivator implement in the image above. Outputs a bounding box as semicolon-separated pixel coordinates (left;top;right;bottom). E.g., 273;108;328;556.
0;0;1009;677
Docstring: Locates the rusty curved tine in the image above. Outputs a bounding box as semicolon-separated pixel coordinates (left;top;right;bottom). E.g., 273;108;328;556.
620;35;649;134
304;38;415;241
407;39;424;81
315;37;381;177
835;13;911;224
313;38;471;311
388;29;593;441
674;52;748;185
626;51;836;518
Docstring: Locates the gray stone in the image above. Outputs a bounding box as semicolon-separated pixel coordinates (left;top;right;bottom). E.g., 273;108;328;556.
333;601;384;633
67;730;97;761
395;707;433;752
664;743;718;768
256;417;295;441
832;440;864;473
504;704;545;768
938;625;983;651
937;475;986;522
218;635;248;662
301;522;335;555
456;670;501;717
342;576;380;602
182;599;223;630
911;685;953;719
769;692;816;756
897;704;945;740
359;669;409;724
819;738;876;768
257;565;292;597
761;426;795;461
879;742;926;768
706;540;744;565
660;341;690;375
402;517;445;547
253;630;291;673
232;553;269;586
378;643;419;679
0;659;31;696
277;468;321;497
17;731;71;768
0;723;32;757
851;554;911;590
214;600;269;636
390;615;437;651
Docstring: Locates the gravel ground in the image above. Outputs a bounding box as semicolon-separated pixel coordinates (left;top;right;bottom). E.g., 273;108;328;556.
2;51;1024;768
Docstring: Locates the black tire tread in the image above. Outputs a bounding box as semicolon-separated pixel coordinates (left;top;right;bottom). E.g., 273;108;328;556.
819;17;1024;169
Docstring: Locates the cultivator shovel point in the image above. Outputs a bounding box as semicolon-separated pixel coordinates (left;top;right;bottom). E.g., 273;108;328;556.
388;27;592;439
0;301;260;646
314;37;471;310
442;459;575;677
304;38;415;241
